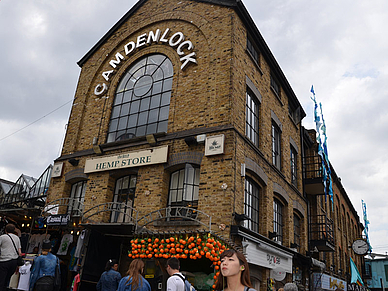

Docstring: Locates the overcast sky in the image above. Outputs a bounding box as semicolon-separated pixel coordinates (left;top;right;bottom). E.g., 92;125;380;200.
1;0;387;255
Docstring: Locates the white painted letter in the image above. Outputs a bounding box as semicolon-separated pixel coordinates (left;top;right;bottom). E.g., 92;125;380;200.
177;40;194;55
169;32;184;47
136;33;147;48
147;29;161;44
180;52;197;70
160;28;170;43
102;70;114;81
94;83;108;96
124;41;136;55
109;52;125;68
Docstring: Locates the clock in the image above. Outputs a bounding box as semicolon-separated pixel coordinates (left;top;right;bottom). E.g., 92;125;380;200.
352;239;369;255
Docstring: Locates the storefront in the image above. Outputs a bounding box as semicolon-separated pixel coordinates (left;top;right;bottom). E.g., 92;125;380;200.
312;273;347;291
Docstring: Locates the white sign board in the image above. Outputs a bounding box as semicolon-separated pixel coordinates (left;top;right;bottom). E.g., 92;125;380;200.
84;145;168;173
205;134;225;156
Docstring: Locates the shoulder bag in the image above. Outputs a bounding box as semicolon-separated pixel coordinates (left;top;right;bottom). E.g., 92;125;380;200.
7;234;24;266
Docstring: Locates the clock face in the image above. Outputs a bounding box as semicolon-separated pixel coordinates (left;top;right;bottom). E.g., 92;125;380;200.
352;239;369;255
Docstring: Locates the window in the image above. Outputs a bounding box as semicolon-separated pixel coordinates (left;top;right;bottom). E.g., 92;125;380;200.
107;54;173;142
111;175;137;223
293;214;301;250
272;122;281;169
168;164;199;209
273;198;283;244
290;145;297;186
270;75;280;98
68;181;86;216
247;37;260;66
246;87;260;146
244;177;260;232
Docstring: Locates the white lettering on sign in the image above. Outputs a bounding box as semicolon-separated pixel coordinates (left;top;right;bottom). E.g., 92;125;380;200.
94;28;197;96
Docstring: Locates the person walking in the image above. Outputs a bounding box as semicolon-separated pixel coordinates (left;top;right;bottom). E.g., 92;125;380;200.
165;257;185;291
29;240;60;291
0;223;22;291
117;259;150;291
97;259;122;291
214;249;256;291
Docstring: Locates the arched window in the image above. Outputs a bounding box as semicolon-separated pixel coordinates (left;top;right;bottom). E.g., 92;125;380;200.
168;164;199;210
67;180;86;216
273;198;284;244
107;54;173;143
244;177;260;232
111;175;137;223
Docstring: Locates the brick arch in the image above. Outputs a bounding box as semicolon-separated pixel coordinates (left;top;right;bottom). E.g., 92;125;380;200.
65;168;88;183
273;182;289;204
245;157;268;186
164;151;203;171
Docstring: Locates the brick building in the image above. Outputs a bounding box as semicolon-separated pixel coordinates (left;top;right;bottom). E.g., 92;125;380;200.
37;0;364;290
303;128;365;290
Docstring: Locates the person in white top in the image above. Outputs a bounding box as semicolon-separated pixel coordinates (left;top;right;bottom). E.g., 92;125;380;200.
0;224;22;291
166;257;185;291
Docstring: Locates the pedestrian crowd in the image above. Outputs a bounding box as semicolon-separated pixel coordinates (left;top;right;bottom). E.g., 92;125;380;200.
1;223;299;291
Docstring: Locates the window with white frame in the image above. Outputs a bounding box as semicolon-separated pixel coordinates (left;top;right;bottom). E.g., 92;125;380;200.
168;164;200;210
272;122;281;169
273;198;283;244
67;181;86;216
291;145;297;186
246;87;260;147
107;54;173;143
111;175;137;223
244;177;260;233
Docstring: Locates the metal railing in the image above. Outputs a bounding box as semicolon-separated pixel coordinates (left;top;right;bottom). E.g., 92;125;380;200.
82;202;138;223
310;214;334;245
137;206;212;231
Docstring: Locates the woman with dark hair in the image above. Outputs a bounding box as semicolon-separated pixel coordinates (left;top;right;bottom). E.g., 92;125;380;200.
117;259;151;291
214;249;256;291
97;259;121;291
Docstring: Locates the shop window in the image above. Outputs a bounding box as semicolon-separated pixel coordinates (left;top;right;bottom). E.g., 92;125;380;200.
273;198;283;244
67;181;86;216
272;122;281;169
290;145;297;186
107;54;173;143
168;164;200;217
246;87;260;147
111;175;137;223
244;177;260;233
293;214;301;251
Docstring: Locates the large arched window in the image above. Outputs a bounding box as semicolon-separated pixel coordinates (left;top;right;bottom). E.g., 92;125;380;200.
67;180;86;216
107;54;173;143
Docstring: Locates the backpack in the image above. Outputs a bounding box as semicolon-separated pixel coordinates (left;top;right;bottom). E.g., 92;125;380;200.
172;273;196;291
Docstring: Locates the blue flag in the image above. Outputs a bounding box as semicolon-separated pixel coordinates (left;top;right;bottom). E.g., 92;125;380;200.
350;257;364;286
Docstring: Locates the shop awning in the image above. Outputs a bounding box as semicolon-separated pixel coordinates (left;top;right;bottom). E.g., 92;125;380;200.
80;222;135;237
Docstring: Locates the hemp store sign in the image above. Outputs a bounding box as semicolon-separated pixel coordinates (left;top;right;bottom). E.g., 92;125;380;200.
94;28;197;96
84;145;168;173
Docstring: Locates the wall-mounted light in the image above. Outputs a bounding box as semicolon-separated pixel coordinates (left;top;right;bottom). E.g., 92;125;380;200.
234;212;249;223
269;231;278;239
146;134;157;146
184;136;198;146
68;158;79;166
221;183;228;190
93;145;103;155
